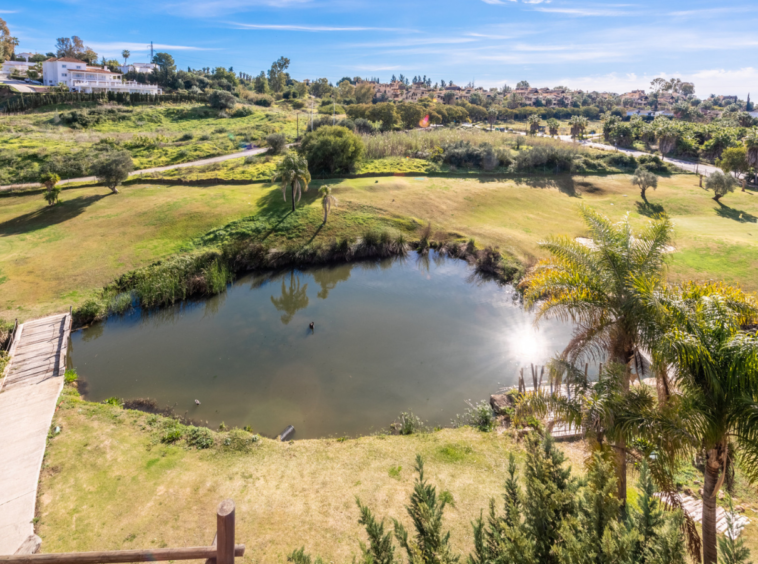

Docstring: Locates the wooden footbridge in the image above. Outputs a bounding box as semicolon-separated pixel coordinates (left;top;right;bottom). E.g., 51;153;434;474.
0;312;72;555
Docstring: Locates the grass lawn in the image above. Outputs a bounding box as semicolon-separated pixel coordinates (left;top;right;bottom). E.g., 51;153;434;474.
2;172;757;322
35;388;589;563
37;388;758;562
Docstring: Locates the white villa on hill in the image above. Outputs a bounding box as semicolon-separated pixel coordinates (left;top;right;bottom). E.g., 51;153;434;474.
42;57;161;94
120;62;157;74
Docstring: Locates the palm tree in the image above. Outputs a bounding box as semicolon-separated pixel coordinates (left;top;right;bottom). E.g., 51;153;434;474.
122;49;130;66
271;153;311;212
520;206;673;505
569;115;588;139
319;185;338;224
634;281;758;564
527;114;541;135
546;118;560;137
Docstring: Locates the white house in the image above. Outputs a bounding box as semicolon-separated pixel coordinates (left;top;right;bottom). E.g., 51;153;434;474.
1;60;36;76
16;52;39;62
120;62;157;74
42;57;161;94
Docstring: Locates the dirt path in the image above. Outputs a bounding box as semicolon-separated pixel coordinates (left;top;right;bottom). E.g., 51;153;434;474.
0;147;269;192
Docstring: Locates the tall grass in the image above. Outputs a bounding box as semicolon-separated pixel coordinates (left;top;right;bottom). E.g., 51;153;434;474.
359;128;594;160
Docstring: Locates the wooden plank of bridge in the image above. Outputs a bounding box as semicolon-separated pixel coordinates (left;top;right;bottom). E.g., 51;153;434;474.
0;312;72;555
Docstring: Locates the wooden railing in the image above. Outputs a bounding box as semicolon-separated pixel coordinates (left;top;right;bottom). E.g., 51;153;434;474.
1;500;244;564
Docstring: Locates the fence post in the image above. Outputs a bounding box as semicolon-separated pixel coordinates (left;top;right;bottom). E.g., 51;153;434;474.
216;499;235;564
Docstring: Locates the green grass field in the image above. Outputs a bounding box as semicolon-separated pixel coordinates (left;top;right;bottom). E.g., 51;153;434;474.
1;172;757;322
0;103;300;185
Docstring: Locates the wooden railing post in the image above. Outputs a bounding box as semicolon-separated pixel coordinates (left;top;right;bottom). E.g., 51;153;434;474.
216;499;235;564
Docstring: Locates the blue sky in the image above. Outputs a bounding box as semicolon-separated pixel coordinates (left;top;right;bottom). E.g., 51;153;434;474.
6;0;758;97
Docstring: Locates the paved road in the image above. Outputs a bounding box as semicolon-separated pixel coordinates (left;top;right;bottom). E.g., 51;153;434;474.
0;77;36;93
0;147;269;192
514;129;720;177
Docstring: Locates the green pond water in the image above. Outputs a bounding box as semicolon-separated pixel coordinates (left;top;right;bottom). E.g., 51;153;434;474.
70;252;587;439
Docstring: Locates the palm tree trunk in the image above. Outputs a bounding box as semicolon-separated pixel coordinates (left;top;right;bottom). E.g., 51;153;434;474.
291;183;295;212
702;446;725;564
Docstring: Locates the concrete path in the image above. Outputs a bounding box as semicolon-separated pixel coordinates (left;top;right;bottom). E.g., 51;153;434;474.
0;313;72;555
0;147;269;192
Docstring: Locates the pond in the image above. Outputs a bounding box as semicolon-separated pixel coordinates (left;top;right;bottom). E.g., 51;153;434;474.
70;252;589;439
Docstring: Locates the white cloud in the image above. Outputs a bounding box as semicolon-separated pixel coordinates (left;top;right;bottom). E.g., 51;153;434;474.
0;10;18;13
523;68;758;98
533;6;635;16
88;42;217;52
229;23;415;32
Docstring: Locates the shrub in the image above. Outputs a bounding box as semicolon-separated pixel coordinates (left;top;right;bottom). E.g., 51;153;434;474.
41;172;62;205
74;298;105;326
392;412;425;435
208;90;236;110
186;426;214;449
232;106;255;118
465;400;497;432
299;125;364;174
291;99;305;109
161;427;183;443
103;397;123;407
252;95;273;107
637;154;667;172
64;368;78;384
266;133;287;155
354;118;376;134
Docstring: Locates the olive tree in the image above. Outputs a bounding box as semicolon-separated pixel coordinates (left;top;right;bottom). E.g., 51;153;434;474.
266;133;287;155
208;90;236;111
93;151;134;194
631;166;658;201
704;170;737;203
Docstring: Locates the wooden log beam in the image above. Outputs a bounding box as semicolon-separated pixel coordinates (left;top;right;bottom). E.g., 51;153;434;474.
0;545;245;564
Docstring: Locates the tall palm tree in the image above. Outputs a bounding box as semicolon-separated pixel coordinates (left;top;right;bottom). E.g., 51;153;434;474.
527;114;541;135
122;49;130;66
520;206;673;505
745;129;758;169
271;153;311;212
546;118;560;137
569;115;588;139
319;185;338;224
634;281;758;564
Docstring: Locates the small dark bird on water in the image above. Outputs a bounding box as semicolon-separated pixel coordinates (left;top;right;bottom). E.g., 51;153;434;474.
309;322;315;331
195;399;201;405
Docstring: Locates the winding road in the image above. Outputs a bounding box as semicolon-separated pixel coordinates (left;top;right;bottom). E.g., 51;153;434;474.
0;147;269;192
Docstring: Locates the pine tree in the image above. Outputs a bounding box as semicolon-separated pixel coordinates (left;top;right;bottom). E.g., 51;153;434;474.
357;499;398;564
717;494;752;564
523;433;576;564
394;455;459;564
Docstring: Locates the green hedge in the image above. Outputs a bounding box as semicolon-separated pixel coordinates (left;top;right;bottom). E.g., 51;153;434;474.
1;91;208;113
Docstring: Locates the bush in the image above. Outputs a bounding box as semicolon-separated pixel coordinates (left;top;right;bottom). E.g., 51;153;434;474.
64;368;78;384
232;106;255;118
252;95;273;107
74;298;105;326
161;427;184;443
637;154;667;172
299;125;364;174
266;133;287;155
186;426;214;449
392;412;425;435
291;99;305;109
208;90;236;110
354;118;376;134
458;400;497;432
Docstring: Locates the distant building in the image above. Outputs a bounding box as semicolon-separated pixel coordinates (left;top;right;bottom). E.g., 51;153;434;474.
16;52;38;62
120;62;157;75
1;60;36;75
43;57;161;94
